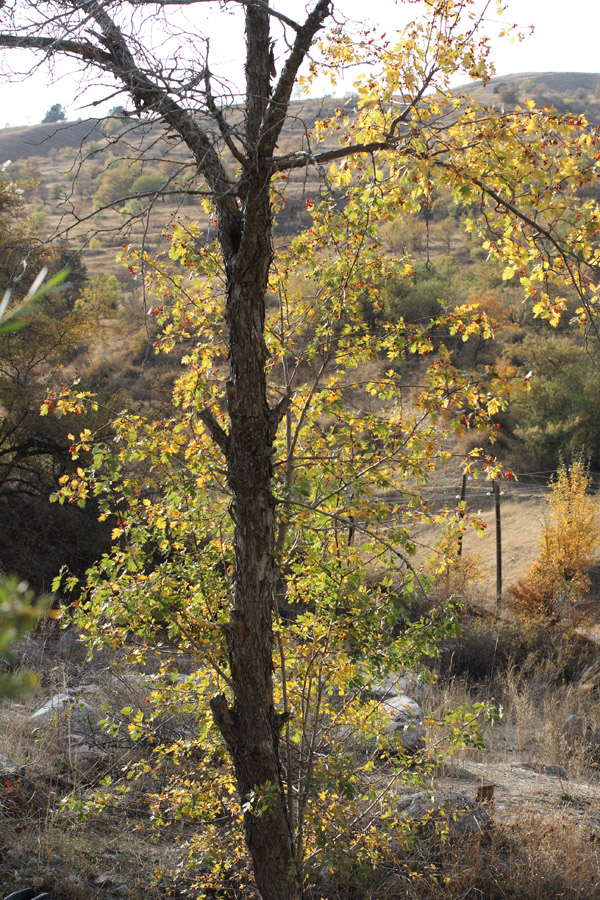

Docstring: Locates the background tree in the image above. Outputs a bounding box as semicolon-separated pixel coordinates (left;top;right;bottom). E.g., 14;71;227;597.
0;174;110;591
42;102;66;123
2;2;600;898
505;332;600;469
92;155;142;210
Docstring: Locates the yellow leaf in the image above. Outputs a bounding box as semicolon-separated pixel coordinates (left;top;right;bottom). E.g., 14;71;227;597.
502;266;514;281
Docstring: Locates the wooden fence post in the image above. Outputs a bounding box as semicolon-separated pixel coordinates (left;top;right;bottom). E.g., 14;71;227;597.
493;480;503;603
457;473;467;558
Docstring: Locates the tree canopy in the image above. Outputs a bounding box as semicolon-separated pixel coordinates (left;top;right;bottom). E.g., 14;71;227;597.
0;174;111;590
42;102;66;123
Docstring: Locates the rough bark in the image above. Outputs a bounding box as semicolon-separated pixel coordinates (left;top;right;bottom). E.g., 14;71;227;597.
207;7;303;895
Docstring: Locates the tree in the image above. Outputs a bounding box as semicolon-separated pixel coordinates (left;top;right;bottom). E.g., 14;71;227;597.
42;102;66;123
505;332;600;468
0;254;70;698
92;155;142;209
2;2;600;897
0;175;110;591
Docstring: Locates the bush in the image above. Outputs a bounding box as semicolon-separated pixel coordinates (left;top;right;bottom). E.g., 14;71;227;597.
509;459;600;621
130;173;167;196
92;157;142;210
382;258;458;323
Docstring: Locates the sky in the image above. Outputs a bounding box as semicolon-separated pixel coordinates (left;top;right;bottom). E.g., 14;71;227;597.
0;0;597;128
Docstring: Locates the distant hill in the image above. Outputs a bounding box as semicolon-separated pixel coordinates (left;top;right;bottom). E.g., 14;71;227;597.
1;72;598;165
465;71;600;119
473;71;600;95
0;74;598;280
0;95;345;277
0;118;107;164
0;95;343;163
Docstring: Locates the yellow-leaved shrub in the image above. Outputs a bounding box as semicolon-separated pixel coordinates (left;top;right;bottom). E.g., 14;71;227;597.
510;459;600;622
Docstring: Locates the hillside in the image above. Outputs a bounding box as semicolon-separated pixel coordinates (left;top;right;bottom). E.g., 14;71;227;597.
1;72;598;163
0;95;346;277
0;73;597;279
466;70;600;113
0;118;107;164
2;74;600;599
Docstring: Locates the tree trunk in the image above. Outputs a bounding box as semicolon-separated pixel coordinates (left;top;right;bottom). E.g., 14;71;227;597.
208;5;300;895
210;171;301;898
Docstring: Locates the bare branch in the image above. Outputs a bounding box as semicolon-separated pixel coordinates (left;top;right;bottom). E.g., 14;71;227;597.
128;0;301;32
0;33;112;64
270;139;406;173
203;58;248;168
260;0;332;156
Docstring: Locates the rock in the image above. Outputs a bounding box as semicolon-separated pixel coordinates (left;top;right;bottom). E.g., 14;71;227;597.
381;695;425;750
30;691;96;727
561;714;594;746
370;671;422;700
398;789;492;837
519;761;568;778
69;743;110;776
0;752;25;777
54;624;85;658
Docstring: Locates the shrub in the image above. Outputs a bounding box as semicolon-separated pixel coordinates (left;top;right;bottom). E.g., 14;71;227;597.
92;157;142;210
509;459;600;621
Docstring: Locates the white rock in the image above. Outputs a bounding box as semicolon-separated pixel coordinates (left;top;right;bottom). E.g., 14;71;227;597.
371;671;422;700
381;695;425;749
30;691;95;725
398;789;491;836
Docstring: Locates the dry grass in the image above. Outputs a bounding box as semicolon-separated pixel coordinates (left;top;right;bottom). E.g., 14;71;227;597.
460;496;547;600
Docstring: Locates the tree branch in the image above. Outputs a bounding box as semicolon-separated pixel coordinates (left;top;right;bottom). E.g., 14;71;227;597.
203;60;248;169
0;33;112;64
128;0;301;32
260;0;332;157
269;138;405;172
197;408;230;454
3;0;244;256
268;393;292;432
